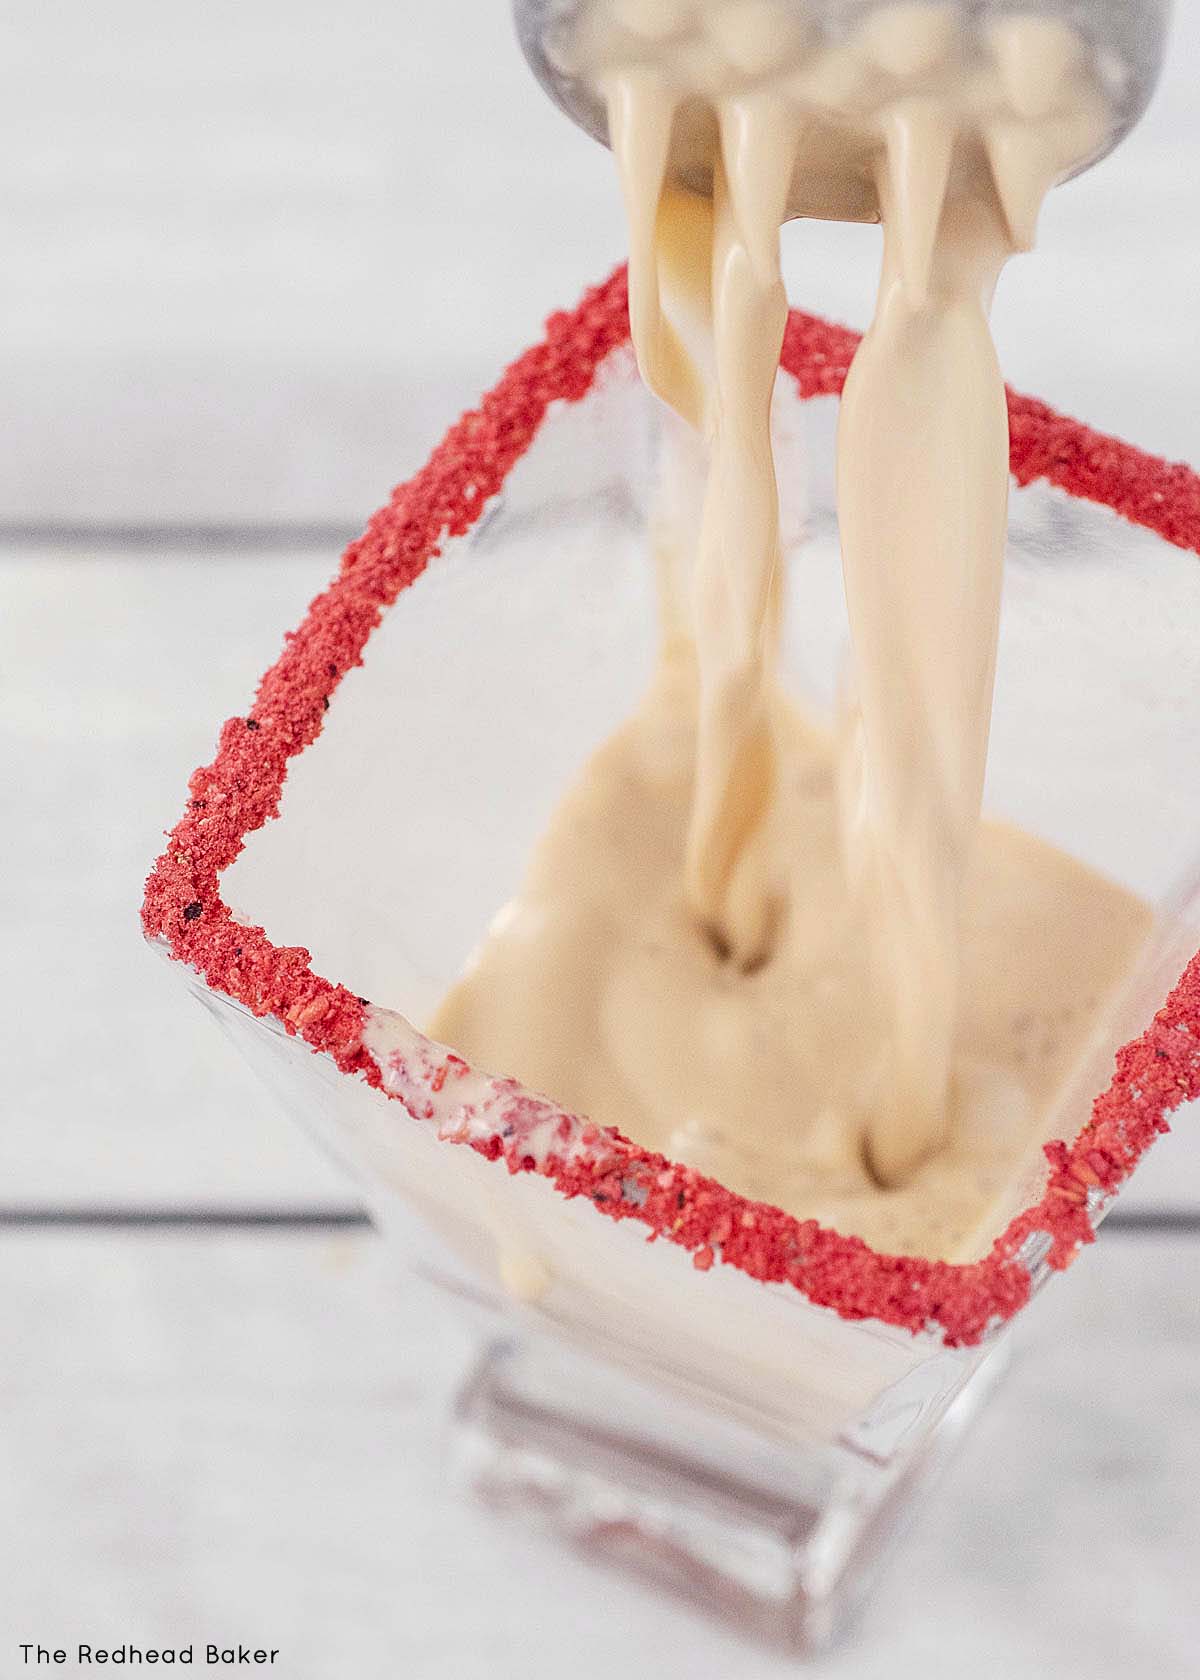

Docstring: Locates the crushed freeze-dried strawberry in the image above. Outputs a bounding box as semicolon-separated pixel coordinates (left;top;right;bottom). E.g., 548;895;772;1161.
143;266;1200;1347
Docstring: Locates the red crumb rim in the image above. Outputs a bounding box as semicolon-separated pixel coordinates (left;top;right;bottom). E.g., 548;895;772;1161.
143;265;1200;1347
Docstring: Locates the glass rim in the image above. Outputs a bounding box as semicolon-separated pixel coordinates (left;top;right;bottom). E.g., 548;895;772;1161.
142;264;1200;1349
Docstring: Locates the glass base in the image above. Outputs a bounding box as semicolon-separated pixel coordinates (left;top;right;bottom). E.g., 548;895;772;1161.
449;1330;1009;1653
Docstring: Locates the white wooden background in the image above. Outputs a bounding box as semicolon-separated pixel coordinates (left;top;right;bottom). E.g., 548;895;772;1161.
1;0;1199;529
3;5;1200;1674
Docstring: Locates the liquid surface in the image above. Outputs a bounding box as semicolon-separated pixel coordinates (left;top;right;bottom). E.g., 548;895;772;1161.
430;4;1146;1258
431;641;1149;1258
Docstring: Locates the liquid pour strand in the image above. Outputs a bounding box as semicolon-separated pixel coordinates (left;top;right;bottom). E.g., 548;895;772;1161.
430;4;1153;1260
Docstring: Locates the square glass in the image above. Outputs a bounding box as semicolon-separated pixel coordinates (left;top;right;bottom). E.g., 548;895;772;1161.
146;270;1200;1650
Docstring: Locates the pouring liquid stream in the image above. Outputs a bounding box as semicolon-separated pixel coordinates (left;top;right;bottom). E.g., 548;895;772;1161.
431;7;1152;1257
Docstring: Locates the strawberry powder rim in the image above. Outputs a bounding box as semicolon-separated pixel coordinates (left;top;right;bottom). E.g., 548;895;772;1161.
142;265;1200;1347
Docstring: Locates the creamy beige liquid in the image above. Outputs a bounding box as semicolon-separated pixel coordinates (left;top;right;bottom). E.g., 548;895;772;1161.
432;642;1148;1257
430;5;1151;1258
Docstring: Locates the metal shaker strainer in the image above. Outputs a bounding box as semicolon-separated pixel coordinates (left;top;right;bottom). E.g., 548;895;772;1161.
514;0;1171;204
